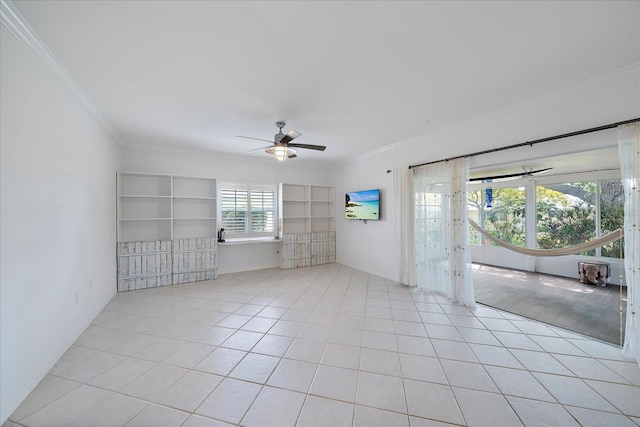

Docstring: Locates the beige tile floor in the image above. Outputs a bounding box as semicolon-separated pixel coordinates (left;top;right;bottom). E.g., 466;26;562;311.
4;264;640;426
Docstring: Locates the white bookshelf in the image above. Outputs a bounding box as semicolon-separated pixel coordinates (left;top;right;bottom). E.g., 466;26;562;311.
278;183;336;269
116;172;218;291
310;184;336;233
172;176;217;240
117;173;172;242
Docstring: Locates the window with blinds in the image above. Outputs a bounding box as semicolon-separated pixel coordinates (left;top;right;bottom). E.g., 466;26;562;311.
219;183;276;238
250;190;275;233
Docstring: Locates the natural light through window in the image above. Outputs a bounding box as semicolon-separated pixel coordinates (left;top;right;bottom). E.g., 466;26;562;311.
468;178;624;258
219;182;276;239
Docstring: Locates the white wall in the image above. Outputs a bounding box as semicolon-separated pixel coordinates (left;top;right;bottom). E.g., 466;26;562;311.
217;242;279;274
335;154;398;280
121;145;334;273
122;144;334;185
0;25;122;423
336;66;640;282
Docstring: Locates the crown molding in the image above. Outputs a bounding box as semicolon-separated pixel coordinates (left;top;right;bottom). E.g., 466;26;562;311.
1;0;124;145
502;62;640;115
344;62;640;166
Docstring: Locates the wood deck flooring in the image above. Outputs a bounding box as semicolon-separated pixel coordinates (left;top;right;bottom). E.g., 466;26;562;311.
472;263;627;345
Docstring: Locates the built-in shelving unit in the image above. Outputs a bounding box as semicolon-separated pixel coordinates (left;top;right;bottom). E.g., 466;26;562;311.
278;183;336;269
116;172;218;291
172;176;217;240
118;173;172;242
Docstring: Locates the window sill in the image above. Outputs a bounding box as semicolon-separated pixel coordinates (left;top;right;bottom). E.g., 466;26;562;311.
217;237;280;246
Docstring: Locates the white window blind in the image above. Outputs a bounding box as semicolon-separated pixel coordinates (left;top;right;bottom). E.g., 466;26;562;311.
219;183;276;238
221;188;248;233
251;190;275;233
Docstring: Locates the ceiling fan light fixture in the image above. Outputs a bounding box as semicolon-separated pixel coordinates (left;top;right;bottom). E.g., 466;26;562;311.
266;146;296;163
238;121;323;161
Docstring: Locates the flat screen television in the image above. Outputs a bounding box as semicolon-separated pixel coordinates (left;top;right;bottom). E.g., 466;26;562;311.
345;189;380;220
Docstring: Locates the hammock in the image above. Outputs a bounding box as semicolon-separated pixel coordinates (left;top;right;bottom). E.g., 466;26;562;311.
469;219;623;257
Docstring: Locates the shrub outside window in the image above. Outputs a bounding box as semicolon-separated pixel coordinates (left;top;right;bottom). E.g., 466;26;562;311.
468;187;526;247
536;181;596;255
468;178;624;258
536;180;623;257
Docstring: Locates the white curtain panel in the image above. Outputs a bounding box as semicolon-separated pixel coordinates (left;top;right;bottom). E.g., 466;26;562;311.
618;122;640;366
393;166;417;286
413;157;476;308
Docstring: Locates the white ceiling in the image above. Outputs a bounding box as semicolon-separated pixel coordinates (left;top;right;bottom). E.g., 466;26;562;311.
468;147;621;182
10;0;640;168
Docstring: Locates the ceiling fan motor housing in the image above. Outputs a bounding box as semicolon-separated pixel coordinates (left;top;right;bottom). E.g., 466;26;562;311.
274;121;287;143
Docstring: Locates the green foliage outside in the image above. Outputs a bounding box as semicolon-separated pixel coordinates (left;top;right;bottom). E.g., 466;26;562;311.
536;183;596;255
468;187;526;247
598;180;625;258
468;180;624;258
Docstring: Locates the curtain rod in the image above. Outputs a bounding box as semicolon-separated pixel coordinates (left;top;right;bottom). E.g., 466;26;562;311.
408;118;640;170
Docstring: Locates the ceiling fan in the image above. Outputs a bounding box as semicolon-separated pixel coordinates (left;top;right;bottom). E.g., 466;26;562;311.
236;121;326;163
469;167;553;182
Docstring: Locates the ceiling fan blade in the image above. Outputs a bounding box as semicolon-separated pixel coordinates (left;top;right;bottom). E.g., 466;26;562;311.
288;143;326;151
236;135;273;144
529;167;553;175
280;130;301;145
246;145;273;153
469;167;553;182
288;153;298;159
469;172;525;182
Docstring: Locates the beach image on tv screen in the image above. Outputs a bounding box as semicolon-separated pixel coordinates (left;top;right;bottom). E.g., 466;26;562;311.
345;189;379;220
